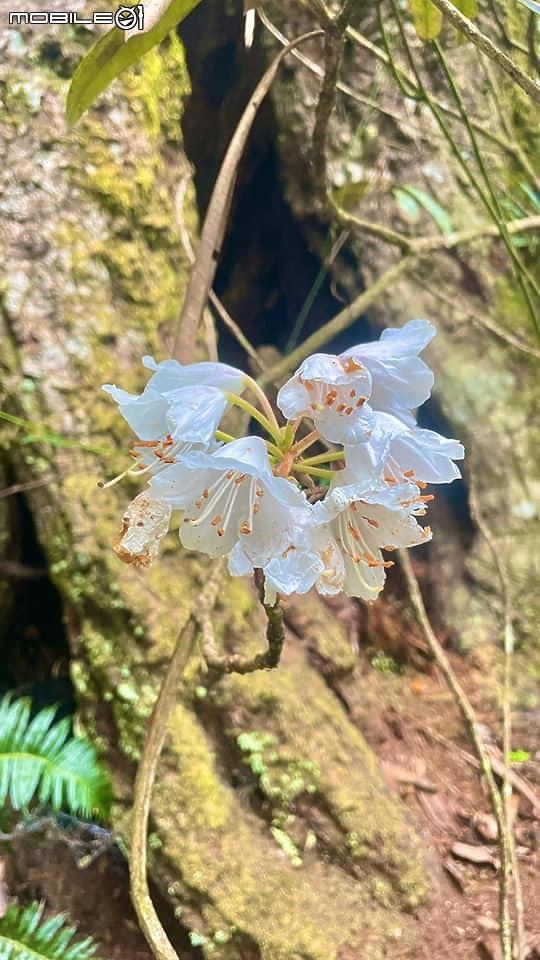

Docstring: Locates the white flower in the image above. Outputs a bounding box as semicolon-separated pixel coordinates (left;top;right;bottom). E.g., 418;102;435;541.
103;356;245;445
345;411;464;486
277;353;375;444
312;478;432;600
148;436;310;563
249;510;344;603
347;319;435;422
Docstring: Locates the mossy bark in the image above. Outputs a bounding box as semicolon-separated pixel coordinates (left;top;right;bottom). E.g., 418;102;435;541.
0;10;427;960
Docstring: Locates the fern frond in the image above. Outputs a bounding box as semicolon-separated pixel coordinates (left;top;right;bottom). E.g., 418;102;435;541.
0;902;99;960
0;697;111;820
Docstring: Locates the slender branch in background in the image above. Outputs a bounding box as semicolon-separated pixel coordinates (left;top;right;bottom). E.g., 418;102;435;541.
309;0;354;210
486;0;529;56
335;209;540;252
383;0;540;337
198;570;285;677
427;0;540;103
175;164;265;371
469;471;525;960
480;55;540;194
259;254;414;387
433;41;540;337
345;23;532;168
410;270;540;361
172;29;324;364
258;10;425;132
399;548;514;960
0;477;52;500
130;616;197;960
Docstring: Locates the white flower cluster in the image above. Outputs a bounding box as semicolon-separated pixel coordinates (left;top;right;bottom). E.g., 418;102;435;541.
103;320;464;602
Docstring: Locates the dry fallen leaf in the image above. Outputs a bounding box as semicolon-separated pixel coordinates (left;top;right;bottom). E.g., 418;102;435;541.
450;841;499;870
472;811;498;843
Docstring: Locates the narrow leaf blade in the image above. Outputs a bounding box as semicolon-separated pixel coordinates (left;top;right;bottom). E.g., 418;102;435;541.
66;0;202;125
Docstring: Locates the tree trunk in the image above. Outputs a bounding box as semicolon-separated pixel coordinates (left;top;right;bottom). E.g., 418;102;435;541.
0;6;428;959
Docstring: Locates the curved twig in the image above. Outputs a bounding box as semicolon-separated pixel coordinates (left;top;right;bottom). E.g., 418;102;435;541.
173;28;324;362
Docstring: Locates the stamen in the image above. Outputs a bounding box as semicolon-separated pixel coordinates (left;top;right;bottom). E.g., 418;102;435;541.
340;356;363;374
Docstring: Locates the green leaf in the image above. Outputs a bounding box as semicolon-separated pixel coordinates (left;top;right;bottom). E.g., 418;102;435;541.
66;0;202;125
509;749;530;763
453;0;477;14
0;902;99;960
397;185;454;235
408;0;443;40
0;695;111;820
393;188;421;225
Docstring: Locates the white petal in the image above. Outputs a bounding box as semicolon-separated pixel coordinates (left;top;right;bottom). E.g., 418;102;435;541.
351;319;435;360
102;384;169;440
143;356;245;394
390;429;464;483
164;385;229;445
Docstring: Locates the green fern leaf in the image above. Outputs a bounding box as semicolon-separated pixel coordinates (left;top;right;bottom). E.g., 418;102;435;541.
0;902;99;960
0;697;111;820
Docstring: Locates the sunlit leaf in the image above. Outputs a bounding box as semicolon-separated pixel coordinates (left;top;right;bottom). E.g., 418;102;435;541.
509;749;530;762
394;188;421;225
66;0;202;125
408;0;443;40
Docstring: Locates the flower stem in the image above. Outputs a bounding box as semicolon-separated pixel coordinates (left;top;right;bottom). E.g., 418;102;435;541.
215;429;236;443
300;450;345;467
292;462;334;480
226;392;282;445
243;375;281;434
288;429;321;458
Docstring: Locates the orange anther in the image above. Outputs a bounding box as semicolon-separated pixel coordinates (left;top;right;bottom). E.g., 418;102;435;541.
403;469;415;478
341;356;363;374
347;520;360;541
356;397;366;408
366;517;379;528
240;521;251;535
211;515;222;527
349;389;357;398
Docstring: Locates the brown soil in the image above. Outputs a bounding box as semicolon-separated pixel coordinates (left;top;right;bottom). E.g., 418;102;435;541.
2;614;539;960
